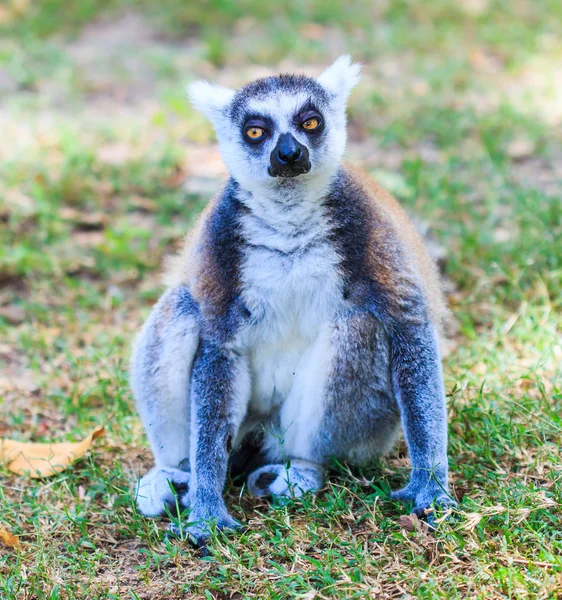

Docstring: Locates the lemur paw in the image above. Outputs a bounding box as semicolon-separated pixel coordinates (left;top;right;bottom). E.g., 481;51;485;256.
168;507;242;547
247;460;324;499
135;466;191;517
390;480;457;525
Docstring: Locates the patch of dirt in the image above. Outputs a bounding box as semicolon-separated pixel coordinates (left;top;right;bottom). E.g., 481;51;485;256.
70;11;161;54
66;11;196;105
509;151;562;197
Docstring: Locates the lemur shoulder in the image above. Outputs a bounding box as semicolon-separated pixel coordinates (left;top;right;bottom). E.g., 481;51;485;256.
131;56;456;545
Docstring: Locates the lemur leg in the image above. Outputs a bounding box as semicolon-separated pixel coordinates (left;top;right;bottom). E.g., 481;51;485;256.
248;313;401;498
131;288;199;517
169;342;250;544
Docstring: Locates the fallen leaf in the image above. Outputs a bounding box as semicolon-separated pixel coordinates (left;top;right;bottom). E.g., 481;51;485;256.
0;7;12;24
71;230;105;247
400;512;436;534
300;23;326;41
399;513;439;561
506;137;535;160
164;165;187;188
97;142;134;166
0;305;25;325
129;195;157;212
60;208;109;230
399;514;418;532
0;0;29;25
0;426;105;478
0;525;20;549
461;0;488;16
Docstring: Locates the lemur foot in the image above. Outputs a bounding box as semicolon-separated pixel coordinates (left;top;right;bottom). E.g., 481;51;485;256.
247;460;325;498
390;480;457;525
168;505;242;547
136;466;191;517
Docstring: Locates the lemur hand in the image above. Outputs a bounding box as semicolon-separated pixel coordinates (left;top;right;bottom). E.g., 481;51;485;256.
391;478;457;526
168;498;242;547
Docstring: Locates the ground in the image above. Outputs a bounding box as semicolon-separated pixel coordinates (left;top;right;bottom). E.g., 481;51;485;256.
0;1;561;598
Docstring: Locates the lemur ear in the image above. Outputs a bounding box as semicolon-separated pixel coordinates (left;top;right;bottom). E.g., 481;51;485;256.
317;55;361;102
187;80;235;126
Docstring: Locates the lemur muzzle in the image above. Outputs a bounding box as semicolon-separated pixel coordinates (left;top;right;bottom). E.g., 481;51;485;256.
269;133;311;178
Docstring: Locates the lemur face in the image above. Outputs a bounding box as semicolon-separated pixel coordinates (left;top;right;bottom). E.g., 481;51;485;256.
229;85;330;184
188;56;361;195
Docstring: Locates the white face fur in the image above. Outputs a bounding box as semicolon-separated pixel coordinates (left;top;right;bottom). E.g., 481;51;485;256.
188;56;361;199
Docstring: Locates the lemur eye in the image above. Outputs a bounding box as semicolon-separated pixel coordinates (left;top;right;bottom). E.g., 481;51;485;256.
302;118;319;131
246;127;264;139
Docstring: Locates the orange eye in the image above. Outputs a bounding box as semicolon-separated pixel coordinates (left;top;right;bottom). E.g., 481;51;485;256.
246;127;264;139
302;118;319;130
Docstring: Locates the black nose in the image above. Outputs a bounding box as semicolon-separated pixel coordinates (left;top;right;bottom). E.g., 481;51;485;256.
269;133;310;178
277;134;301;164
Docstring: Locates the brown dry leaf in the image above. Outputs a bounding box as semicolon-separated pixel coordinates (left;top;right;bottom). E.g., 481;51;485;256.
97;142;135;166
164;165;187;188
0;0;29;24
0;426;105;478
71;230;105;248
461;0;488;15
399;514;419;532
0;305;25;325
0;7;11;24
506;137;535;160
129;195;157;212
399;513;433;535
0;525;20;549
60;207;109;230
399;513;439;562
300;23;326;41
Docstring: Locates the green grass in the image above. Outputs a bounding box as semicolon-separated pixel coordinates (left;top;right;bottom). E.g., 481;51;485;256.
0;0;561;598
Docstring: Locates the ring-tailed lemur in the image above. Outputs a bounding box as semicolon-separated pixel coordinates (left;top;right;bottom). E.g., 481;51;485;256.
131;56;456;544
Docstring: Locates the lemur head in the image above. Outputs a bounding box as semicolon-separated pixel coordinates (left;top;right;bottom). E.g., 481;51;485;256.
188;56;361;195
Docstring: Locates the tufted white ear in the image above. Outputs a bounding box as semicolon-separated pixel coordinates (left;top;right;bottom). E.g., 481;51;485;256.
187;80;235;126
317;55;361;101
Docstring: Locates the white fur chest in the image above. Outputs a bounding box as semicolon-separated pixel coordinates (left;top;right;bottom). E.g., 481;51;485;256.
237;201;343;414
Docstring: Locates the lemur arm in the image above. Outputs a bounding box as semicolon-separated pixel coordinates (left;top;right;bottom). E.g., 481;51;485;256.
388;318;454;516
172;340;250;544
